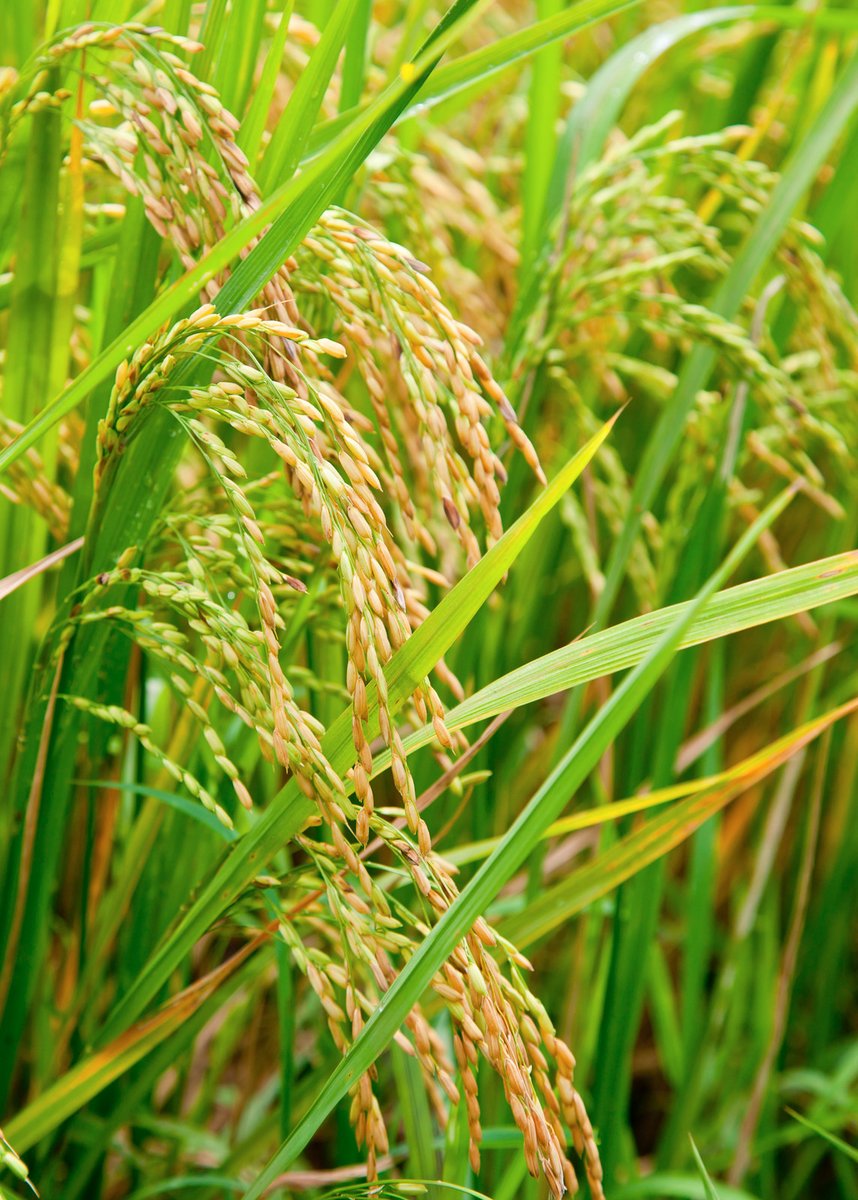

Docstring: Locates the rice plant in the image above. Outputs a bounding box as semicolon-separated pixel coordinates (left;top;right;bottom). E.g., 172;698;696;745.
0;3;856;1199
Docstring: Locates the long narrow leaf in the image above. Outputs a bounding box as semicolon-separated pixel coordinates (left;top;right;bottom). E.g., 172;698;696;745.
383;550;858;766
502;699;858;946
4;945;267;1153
259;0;359;191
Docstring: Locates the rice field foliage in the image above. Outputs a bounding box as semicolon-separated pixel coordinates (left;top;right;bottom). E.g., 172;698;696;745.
0;2;856;1198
